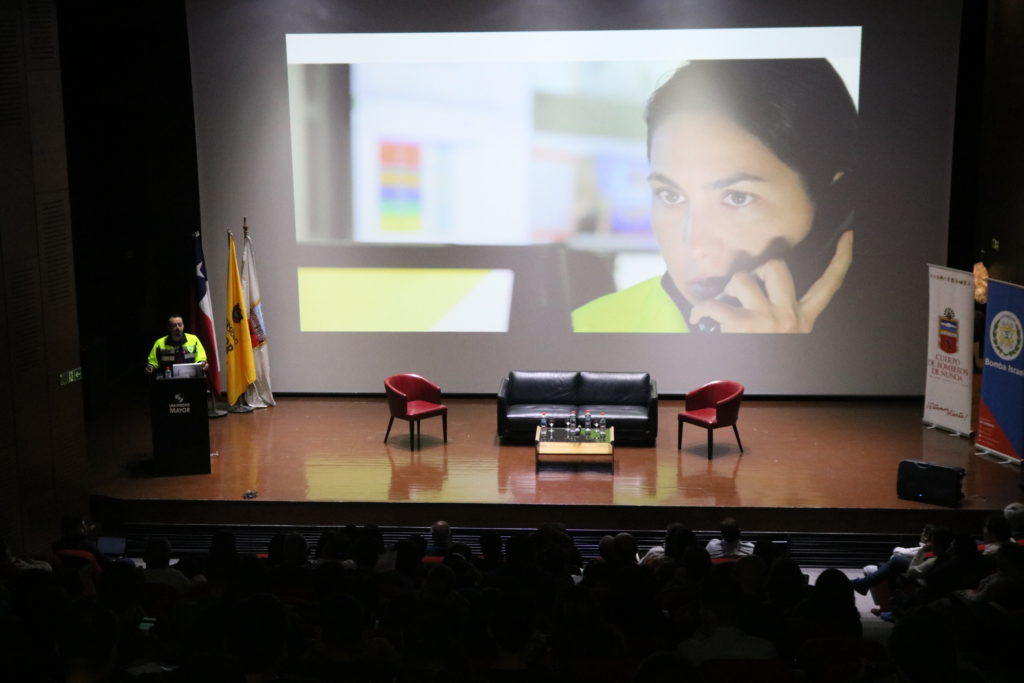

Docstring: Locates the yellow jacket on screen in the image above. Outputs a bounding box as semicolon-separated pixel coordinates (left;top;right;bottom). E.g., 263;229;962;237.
571;276;691;333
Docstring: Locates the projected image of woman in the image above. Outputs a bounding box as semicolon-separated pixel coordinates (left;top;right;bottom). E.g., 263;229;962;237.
572;59;858;333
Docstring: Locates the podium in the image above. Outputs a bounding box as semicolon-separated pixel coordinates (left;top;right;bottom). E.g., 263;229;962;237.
150;377;211;476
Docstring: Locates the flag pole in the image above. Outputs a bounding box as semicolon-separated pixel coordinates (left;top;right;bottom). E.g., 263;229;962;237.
191;229;227;418
240;219;276;408
208;386;228;418
226;226;256;413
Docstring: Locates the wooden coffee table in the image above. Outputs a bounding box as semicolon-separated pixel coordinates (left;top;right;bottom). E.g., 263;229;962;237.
535;426;614;463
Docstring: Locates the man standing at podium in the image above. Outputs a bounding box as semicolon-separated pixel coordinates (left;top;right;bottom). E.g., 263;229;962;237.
147;314;213;476
145;314;208;375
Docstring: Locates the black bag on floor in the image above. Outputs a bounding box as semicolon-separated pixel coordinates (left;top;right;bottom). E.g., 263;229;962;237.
896;459;966;507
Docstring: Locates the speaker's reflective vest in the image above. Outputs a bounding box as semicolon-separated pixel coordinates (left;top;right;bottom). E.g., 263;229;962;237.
147;333;207;369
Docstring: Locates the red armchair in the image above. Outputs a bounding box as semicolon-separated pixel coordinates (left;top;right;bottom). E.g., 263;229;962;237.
678;380;744;459
384;374;447;449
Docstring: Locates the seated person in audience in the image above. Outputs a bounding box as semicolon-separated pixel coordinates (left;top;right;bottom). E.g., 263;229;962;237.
353;524;386;572
852;524;935;596
903;526;952;583
730;554;768;601
917;533;989;602
141;537;191;594
425;520;452;558
268;531;317;597
389;537;428;589
705;517;754;559
590;533;651;592
762;556;810;616
53;514;115;570
614;531;641;566
443;543;484;589
297;594;400;682
660;546;713;632
474;530;504;573
887;530;978;621
677;575;777;665
597;534;618;564
0;536;51;578
640;522;678;567
752;538;786;566
536;521;584;577
957;542;1024;610
728;555;787;649
886;605;961;683
981;513;1013;558
640;522;696;568
204;528;240;584
873;527;953;621
312;528;357;569
1004;501;1024;540
793;568;862;644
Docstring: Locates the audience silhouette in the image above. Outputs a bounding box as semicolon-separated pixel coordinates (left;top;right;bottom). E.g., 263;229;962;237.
2;513;1022;682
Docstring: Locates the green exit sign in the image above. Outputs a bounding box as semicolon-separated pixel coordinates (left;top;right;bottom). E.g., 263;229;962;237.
58;367;82;386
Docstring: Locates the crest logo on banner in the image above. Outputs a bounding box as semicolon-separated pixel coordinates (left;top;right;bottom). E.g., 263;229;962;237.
990;310;1022;361
923;266;974;436
939;308;959;354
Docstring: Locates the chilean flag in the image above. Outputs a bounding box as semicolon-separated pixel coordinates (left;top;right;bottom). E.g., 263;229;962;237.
191;231;222;395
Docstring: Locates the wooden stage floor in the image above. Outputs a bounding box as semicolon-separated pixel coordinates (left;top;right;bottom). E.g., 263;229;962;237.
87;395;1023;535
88;395;1024;532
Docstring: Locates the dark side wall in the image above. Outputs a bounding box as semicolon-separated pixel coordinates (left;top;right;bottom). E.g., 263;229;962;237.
1;0;89;555
973;0;1024;286
58;0;202;415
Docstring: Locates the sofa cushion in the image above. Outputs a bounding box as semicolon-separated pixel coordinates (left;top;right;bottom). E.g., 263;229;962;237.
506;404;573;422
507;371;578;404
506;405;573;433
577;371;650;406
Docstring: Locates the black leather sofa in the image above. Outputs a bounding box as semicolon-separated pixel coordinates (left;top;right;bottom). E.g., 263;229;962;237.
497;370;658;445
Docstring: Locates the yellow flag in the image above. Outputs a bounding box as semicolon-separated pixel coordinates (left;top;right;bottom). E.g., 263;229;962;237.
225;232;256;405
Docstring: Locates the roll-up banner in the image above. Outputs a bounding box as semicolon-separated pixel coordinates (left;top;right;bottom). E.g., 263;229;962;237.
977;279;1024;461
923;265;974;436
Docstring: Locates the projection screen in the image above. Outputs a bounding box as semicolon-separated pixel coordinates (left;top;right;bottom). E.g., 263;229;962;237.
185;0;962;394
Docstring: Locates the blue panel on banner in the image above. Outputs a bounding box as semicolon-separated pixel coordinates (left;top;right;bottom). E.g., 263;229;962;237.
979;280;1024;459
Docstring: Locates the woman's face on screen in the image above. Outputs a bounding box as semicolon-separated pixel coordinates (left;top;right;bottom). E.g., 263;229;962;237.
647;111;815;303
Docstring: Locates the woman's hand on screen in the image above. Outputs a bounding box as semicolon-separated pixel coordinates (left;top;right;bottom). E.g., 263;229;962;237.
689;230;854;333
